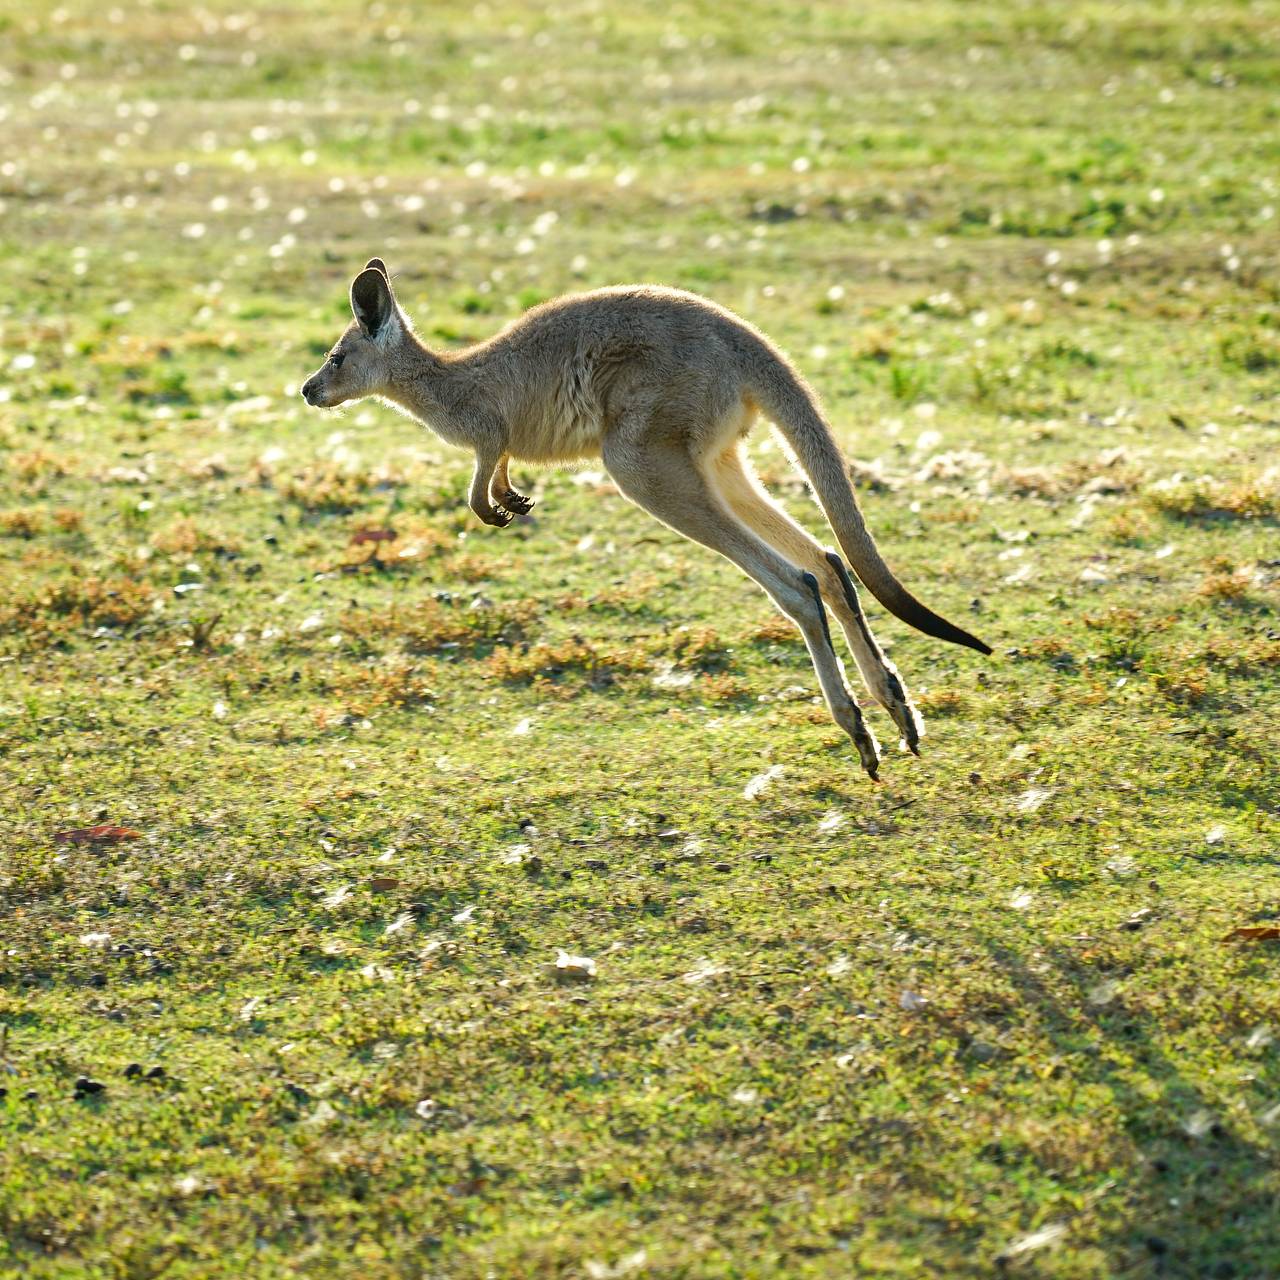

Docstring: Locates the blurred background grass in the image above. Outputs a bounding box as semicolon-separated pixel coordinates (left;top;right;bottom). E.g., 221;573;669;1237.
1;2;1278;1277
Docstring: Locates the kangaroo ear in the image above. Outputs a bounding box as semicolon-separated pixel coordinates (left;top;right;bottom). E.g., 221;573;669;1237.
364;257;390;279
351;267;395;338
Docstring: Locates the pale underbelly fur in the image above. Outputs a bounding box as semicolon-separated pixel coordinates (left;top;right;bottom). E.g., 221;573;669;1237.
508;362;608;463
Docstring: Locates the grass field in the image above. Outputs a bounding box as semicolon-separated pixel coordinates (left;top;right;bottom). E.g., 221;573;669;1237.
2;1;1279;1275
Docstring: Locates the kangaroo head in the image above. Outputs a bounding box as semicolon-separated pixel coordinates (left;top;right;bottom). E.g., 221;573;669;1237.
300;258;407;408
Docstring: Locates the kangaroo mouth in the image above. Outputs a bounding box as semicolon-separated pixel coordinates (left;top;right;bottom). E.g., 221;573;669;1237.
301;383;341;408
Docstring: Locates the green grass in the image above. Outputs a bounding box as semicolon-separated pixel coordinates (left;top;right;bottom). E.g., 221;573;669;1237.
2;1;1279;1276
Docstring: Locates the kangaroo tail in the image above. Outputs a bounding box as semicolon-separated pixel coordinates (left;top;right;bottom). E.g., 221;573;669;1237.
751;367;992;656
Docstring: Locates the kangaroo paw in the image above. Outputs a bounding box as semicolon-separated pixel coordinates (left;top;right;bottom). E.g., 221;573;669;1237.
500;489;535;515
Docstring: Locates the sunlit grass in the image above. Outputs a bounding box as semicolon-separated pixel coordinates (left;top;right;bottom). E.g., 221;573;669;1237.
1;2;1278;1277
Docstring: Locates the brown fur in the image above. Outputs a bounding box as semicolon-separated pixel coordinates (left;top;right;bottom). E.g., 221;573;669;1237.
301;260;990;778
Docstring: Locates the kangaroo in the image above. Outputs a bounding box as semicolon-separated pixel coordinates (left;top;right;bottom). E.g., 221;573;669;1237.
300;259;991;779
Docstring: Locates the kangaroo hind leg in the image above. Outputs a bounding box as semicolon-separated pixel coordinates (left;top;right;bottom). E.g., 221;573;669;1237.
709;444;923;754
603;431;882;778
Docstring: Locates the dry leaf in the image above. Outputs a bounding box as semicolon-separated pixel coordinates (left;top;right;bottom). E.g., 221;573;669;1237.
350;528;396;545
1014;788;1051;814
553;949;597;982
682;959;725;985
585;1250;648;1280
1087;980;1120;1006
55;824;142;844
367;877;400;892
1224;925;1280;943
997;1222;1068;1262
304;1100;338;1127
744;763;783;800
1182;1108;1215;1138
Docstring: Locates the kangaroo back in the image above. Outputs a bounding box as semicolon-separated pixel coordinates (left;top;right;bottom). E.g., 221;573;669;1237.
749;363;992;655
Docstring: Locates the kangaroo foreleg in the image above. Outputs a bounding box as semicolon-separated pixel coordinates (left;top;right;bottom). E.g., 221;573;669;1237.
468;446;514;527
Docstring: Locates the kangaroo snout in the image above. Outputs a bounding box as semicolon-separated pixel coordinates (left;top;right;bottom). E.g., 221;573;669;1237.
300;379;321;406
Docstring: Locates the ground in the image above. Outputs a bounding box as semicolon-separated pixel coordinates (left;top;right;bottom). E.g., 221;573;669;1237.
1;1;1278;1277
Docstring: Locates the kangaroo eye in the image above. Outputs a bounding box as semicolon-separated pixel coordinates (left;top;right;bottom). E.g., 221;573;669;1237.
327;352;344;368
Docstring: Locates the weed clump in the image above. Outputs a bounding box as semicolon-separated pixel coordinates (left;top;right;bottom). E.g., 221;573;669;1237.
344;596;539;655
1219;329;1280;373
333;659;439;714
0;576;155;644
274;462;402;514
1000;449;1142;500
1197;559;1253;601
151;516;242;558
916;686;969;715
0;509;44;538
1145;469;1280;522
668;624;733;671
484;637;652;692
1151;665;1210;706
749;614;801;645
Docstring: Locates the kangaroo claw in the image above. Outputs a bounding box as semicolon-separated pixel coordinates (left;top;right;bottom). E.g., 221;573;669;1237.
501;489;535;515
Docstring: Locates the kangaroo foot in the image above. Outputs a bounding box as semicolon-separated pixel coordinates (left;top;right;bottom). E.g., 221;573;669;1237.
498;488;535;515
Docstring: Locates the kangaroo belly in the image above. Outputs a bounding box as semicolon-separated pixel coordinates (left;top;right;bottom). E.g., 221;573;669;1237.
508;361;607;462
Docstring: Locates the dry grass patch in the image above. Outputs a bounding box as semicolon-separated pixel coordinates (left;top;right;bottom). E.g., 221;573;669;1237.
150;516;242;559
1197;559;1255;601
1145;468;1280;522
1163;633;1280;679
0;575;155;643
553;573;663;616
0;509;44;538
7;449;76;487
344;596;540;655
915;687;969;716
483;636;653;691
1150;665;1211;706
669;624;734;671
273;462;403;513
332;659;439;715
749;614;802;645
1103;506;1156;544
999;448;1143;500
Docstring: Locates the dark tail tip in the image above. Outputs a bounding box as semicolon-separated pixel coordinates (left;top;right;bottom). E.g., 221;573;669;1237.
927;617;992;655
824;551;992;656
953;628;993;656
885;587;992;655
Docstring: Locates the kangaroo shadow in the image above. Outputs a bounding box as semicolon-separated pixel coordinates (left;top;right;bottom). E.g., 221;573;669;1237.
964;934;1278;1277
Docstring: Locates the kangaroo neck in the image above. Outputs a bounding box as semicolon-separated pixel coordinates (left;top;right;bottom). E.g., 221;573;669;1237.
383;338;476;437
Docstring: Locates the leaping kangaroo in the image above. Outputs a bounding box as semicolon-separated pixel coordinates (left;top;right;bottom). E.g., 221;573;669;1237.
300;259;991;779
